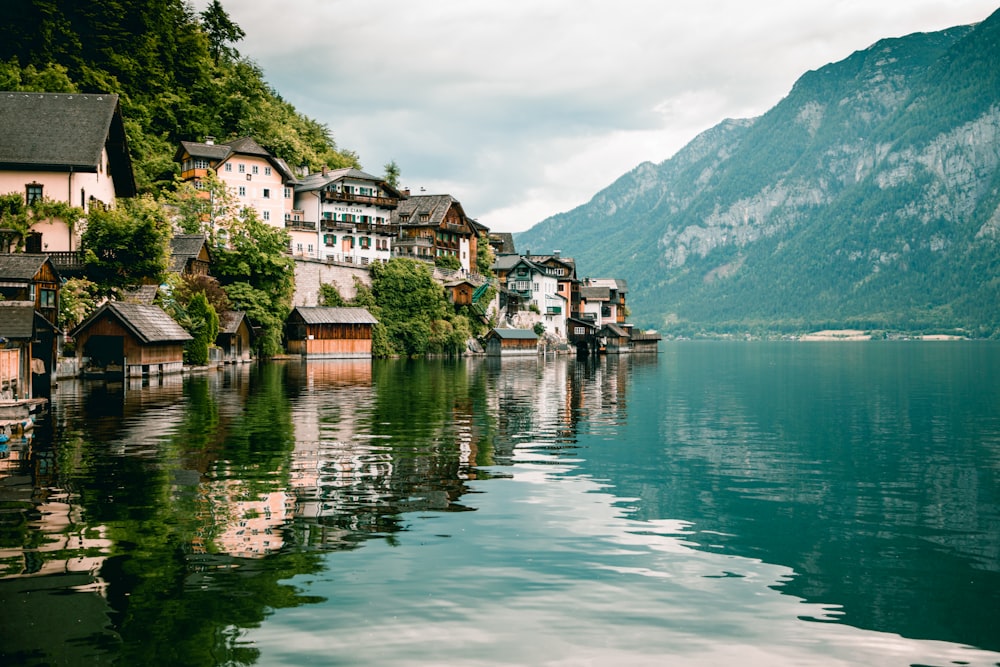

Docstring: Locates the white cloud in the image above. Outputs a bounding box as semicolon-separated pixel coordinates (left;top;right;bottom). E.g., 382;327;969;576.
199;0;998;231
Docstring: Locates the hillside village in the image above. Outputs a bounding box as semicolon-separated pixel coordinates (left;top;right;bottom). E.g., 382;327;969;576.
0;91;659;404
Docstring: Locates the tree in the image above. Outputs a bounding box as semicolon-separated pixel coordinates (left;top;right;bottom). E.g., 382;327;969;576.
81;196;171;296
383;160;401;189
212;209;294;357
200;0;245;64
434;254;461;271
59;277;99;332
319;283;346;307
476;232;495;276
184;291;219;366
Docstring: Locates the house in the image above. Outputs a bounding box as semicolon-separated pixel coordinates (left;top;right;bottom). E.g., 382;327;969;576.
498;256;567;337
566;317;600;356
0;92;136;253
0;253;61;328
580;278;628;328
170;234;211;276
600;322;632;354
484;328;538;357
0;301;59;400
489;232;516;256
216;311;253;363
630;328;662;354
293;167;401;264
285;306;379;358
526;251;580;320
445;278;477;307
175;136;298;240
71;302;192;378
392;194;479;273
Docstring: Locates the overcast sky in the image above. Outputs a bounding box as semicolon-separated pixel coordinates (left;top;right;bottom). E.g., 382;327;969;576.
199;1;997;233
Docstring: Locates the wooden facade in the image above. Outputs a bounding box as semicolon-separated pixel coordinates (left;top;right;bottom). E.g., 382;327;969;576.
217;311;253;363
0;254;61;328
0;301;59;399
72;302;192;378
285;307;378;358
484;328;538;357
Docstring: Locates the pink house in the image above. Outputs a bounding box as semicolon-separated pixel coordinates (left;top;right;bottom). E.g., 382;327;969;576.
0;92;136;253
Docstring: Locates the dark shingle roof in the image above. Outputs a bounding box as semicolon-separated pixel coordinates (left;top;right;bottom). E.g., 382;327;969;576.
393;194;466;226
0;301;35;339
291;307;378;325
72;302;192;343
0;92;135;196
580;286;611;301
218;310;247;335
169;234;209;272
0;253;56;281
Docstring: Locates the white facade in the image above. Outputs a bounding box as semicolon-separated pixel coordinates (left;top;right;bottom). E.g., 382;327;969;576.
293;168;399;266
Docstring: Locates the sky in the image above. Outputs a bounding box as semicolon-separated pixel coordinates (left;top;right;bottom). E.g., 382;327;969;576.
199;1;998;233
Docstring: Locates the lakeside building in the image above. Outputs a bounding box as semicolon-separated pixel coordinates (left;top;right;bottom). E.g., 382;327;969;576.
0;91;136;255
292;167;402;265
392;194;479;273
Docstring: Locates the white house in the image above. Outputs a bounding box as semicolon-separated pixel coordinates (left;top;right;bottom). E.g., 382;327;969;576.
293;167;401;265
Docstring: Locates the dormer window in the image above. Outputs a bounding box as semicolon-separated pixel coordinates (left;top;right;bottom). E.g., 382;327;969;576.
420;213;430;222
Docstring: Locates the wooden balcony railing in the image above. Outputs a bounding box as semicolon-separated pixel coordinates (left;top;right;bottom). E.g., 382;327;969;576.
320;191;399;208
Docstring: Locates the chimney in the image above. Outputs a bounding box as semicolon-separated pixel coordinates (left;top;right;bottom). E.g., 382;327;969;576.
321;165;328;176
401;188;410;197
554;249;561;258
204;135;215;145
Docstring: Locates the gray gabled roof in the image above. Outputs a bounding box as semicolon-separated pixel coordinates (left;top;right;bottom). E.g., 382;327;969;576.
0;92;136;196
0;253;58;282
72;302;192;343
291;306;378;325
0;300;36;339
175;136;298;183
295;167;387;193
489;328;538;340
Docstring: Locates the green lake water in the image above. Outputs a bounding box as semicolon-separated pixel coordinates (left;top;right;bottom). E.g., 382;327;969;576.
1;342;999;666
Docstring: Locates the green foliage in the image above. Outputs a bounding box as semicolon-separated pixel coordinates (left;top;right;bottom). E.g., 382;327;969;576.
434;254;462;271
383;160;401;188
183;291;219;366
59;277;99;331
369;258;471;357
476;232;495;276
0;193;84;250
81;196;171;295
0;0;360;194
223;281;285;357
533;322;546;336
318;283;347;307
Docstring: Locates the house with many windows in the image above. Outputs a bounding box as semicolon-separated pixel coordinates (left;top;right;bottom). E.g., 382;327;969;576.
175;136;298;240
0;91;136;253
392;194;479;273
293;167;401;265
499;256;567;337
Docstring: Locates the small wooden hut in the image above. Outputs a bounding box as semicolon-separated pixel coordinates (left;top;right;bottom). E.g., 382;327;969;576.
71;302;192;378
484;328;538;357
217;311;253;363
285;307;378;358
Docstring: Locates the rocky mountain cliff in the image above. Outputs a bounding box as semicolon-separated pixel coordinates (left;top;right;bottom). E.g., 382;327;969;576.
515;9;1000;336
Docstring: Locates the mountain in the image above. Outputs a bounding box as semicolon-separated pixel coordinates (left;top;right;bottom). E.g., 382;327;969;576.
516;9;1000;337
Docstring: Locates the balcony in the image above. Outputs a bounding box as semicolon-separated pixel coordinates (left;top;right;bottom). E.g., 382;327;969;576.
285;220;316;232
320;220;355;233
356;222;399;235
320;191;399;208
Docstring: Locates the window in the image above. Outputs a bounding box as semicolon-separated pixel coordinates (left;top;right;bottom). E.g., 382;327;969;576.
225;163;232;172
252;165;259;175
238;186;246;197
238;164;246;173
194;158;209;169
420;213;430;222
360;237;370;249
40;289;56;308
296;243;303;252
324;234;336;246
308;244;313;253
262;188;270;199
25;183;43;205
284;187;292;198
265;166;272;176
263;210;270;221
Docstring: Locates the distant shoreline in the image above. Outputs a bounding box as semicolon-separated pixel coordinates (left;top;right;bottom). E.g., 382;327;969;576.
798;330;967;341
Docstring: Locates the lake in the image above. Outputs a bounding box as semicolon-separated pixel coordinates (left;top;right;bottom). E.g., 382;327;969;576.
1;342;999;666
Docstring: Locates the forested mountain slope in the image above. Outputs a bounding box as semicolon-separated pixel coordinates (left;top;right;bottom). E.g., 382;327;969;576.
0;0;359;193
516;9;1000;336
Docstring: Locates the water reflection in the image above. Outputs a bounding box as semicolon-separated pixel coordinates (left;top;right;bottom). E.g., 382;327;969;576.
1;348;998;665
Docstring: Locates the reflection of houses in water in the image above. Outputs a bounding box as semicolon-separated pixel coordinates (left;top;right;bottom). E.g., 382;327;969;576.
199;480;293;558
